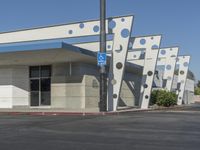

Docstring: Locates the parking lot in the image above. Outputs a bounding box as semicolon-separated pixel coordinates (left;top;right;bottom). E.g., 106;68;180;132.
1;106;200;150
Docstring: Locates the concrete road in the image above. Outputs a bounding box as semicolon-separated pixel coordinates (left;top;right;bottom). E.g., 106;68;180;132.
1;106;200;150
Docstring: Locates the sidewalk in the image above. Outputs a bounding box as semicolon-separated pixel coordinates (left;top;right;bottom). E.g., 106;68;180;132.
0;105;193;116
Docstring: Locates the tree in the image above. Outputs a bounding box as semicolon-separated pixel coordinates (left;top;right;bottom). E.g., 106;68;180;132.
150;90;177;107
195;87;200;95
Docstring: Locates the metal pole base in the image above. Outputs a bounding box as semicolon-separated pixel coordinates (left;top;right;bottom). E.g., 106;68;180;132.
99;72;107;112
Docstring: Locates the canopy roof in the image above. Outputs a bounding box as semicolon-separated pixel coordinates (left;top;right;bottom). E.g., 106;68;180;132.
0;41;142;74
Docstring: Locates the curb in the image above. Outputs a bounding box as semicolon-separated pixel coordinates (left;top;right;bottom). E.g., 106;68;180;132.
0;105;190;116
0;111;118;116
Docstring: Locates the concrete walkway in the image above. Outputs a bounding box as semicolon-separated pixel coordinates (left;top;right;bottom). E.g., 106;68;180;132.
0;104;196;116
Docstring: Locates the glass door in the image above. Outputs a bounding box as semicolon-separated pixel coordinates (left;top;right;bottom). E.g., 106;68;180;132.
40;78;51;105
30;66;51;106
30;79;40;106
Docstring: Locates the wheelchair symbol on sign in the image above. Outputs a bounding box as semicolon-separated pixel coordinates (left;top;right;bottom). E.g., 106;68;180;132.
99;55;104;61
97;52;106;66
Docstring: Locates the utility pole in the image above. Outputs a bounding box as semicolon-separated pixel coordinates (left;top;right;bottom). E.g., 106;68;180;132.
99;0;107;111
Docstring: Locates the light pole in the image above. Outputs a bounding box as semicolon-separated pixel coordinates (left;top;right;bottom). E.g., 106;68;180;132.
99;0;107;111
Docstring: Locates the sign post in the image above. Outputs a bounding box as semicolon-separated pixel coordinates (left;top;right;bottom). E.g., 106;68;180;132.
99;0;107;111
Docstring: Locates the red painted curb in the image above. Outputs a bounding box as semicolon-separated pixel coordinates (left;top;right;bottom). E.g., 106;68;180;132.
0;111;119;116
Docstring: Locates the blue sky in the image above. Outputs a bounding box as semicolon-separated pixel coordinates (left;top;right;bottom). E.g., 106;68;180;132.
0;0;199;79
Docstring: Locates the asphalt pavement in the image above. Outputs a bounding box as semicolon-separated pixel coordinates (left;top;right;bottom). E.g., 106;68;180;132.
1;105;200;150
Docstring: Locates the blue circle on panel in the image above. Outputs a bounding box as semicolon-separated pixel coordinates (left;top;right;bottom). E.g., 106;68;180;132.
79;23;84;29
166;65;172;70
107;45;111;49
160;49;166;55
68;30;73;34
108;20;116;29
121;18;125;22
93;25;100;32
121;29;130;38
140;39;146;45
152;44;159;49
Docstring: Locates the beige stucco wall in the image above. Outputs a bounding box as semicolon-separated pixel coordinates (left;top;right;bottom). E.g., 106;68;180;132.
0;66;29;108
12;66;29;106
51;63;141;110
84;73;141;110
0;62;141;110
51;63;85;109
84;75;99;109
0;67;13;108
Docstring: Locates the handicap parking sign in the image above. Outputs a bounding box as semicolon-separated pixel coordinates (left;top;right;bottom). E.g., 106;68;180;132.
97;52;107;66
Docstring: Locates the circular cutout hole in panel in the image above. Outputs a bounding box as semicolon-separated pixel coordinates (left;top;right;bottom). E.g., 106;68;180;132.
93;25;100;32
116;62;123;69
143;84;148;88
113;94;117;99
111;79;117;85
180;70;184;75
68;30;73;34
107;45;111;49
121;29;130;38
79;23;84;29
152;44;159;49
166;65;172;70
147;71;153;76
160;49;166;55
108;20;116;29
140;39;146;45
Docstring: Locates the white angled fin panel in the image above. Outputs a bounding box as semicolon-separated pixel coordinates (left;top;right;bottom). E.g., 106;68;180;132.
107;16;134;111
156;47;179;91
0;16;132;44
130;36;161;109
176;56;190;105
140;49;159;108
